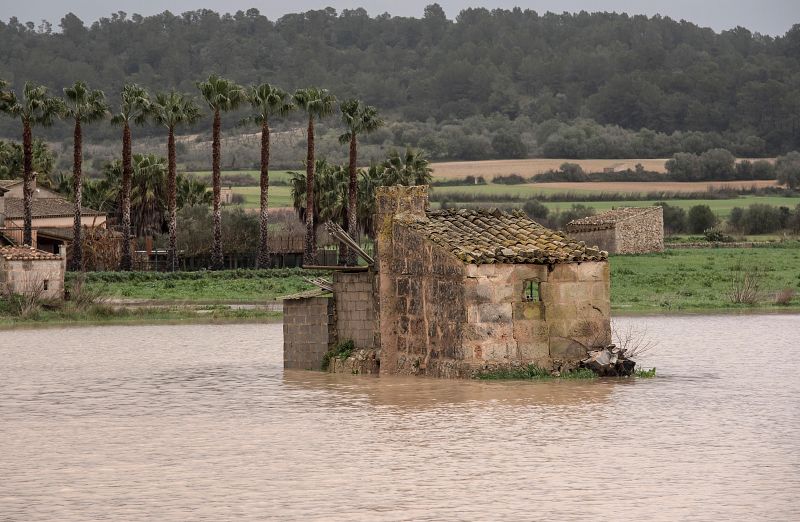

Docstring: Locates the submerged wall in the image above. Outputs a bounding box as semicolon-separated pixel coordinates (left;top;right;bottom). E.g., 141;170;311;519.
283;296;335;370
333;271;379;350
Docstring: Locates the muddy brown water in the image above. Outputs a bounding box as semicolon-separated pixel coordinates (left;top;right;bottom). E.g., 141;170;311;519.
1;315;799;520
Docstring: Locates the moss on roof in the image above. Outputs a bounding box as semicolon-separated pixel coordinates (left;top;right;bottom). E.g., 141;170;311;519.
402;208;607;265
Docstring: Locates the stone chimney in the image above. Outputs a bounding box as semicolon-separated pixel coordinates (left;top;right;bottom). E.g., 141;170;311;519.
375;185;428;236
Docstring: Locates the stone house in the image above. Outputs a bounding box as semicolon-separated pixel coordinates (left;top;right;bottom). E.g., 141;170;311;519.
0;245;66;300
284;185;611;378
565;206;663;255
0;178;107;253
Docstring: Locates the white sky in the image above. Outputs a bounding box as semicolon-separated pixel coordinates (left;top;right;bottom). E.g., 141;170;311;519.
2;1;799;36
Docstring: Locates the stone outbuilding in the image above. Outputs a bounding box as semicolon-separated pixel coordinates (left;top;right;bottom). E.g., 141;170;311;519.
0;245;66;300
565;206;663;255
284;185;612;378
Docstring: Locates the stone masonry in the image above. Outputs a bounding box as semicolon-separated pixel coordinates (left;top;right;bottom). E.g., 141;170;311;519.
0;245;66;300
566;206;664;254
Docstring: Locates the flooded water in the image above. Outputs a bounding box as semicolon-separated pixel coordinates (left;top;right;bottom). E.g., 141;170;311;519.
1;315;799;520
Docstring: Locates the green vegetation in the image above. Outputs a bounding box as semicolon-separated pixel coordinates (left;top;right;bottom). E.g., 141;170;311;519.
0;304;279;330
321;340;355;371
69;269;320;302
476;365;596;380
635;367;657;378
610;245;800;312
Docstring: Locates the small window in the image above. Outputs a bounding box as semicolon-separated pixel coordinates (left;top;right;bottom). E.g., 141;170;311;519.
43;280;49;291
524;280;541;302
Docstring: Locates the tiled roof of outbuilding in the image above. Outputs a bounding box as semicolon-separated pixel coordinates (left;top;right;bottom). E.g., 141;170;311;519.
2;197;105;219
402;208;607;265
0;245;62;261
566;206;660;230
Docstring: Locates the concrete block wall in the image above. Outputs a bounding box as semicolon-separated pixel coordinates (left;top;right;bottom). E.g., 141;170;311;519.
283;296;335;370
333;271;379;350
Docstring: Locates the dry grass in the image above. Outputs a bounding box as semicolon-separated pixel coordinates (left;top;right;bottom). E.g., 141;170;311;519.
774;288;796;306
430;158;776;180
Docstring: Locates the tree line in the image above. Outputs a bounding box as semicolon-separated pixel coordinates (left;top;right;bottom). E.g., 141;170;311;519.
0;77;388;271
1;7;799;158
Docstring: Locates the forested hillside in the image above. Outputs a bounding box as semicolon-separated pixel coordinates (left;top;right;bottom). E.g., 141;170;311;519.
1;5;800;160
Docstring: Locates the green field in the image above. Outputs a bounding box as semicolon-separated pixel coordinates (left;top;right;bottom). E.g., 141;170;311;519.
232;185;293;208
540;196;800;218
62;247;800;313
187;170;295;184
610;245;800;312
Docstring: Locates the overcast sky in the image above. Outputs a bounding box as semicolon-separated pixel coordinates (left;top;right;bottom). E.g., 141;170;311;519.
4;1;799;36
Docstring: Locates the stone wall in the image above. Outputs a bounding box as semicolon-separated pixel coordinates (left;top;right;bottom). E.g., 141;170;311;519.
0;258;65;300
463;261;610;371
283;296;335;370
615;207;664;254
333;271;379;350
565;227;616;254
381;223;468;377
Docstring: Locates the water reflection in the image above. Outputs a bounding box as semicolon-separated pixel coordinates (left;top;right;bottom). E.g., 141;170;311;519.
282;370;625;409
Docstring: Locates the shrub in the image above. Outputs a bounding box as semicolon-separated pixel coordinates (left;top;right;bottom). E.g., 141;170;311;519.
656;202;687;233
727;263;762;305
774;288;796;306
739;204;784;234
523;199;549;220
492;173;528;185
703;228;733;242
776;151;800;189
687;205;717;233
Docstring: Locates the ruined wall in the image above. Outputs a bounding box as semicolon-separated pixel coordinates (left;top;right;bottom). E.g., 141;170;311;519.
541;262;611;361
564;227;616;254
615;208;664;254
0;258;65;300
463;261;611;371
283;296;335;370
381;223;467;377
333;271;379;350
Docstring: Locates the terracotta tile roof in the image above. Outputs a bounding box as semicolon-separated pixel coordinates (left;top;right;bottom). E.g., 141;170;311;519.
401;208;607;265
2;197;105;219
566;207;660;230
0;245;62;261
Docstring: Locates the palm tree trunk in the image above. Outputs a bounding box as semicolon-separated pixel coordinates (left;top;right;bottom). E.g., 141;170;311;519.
167;126;178;271
211;108;223;270
303;115;316;265
346;133;358;265
21;119;34;247
120;122;133;271
257;118;271;269
70;118;83;271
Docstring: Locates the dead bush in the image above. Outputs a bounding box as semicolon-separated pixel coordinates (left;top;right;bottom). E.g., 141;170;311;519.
774;288;796;306
727;263;763;305
67;274;106;310
2;275;47;318
611;319;658;359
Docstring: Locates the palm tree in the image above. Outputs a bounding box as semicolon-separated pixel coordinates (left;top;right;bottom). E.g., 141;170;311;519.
339;99;383;264
131;153;168;239
149;91;201;271
0;83;64;247
197;75;245;270
292;87;337;265
244;83;295;268
110;84;150;271
177;175;212;208
382;148;433;186
289;159;347;237
63;81;109;270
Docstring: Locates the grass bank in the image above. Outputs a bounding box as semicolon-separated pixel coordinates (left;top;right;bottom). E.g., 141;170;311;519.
0;303;281;330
